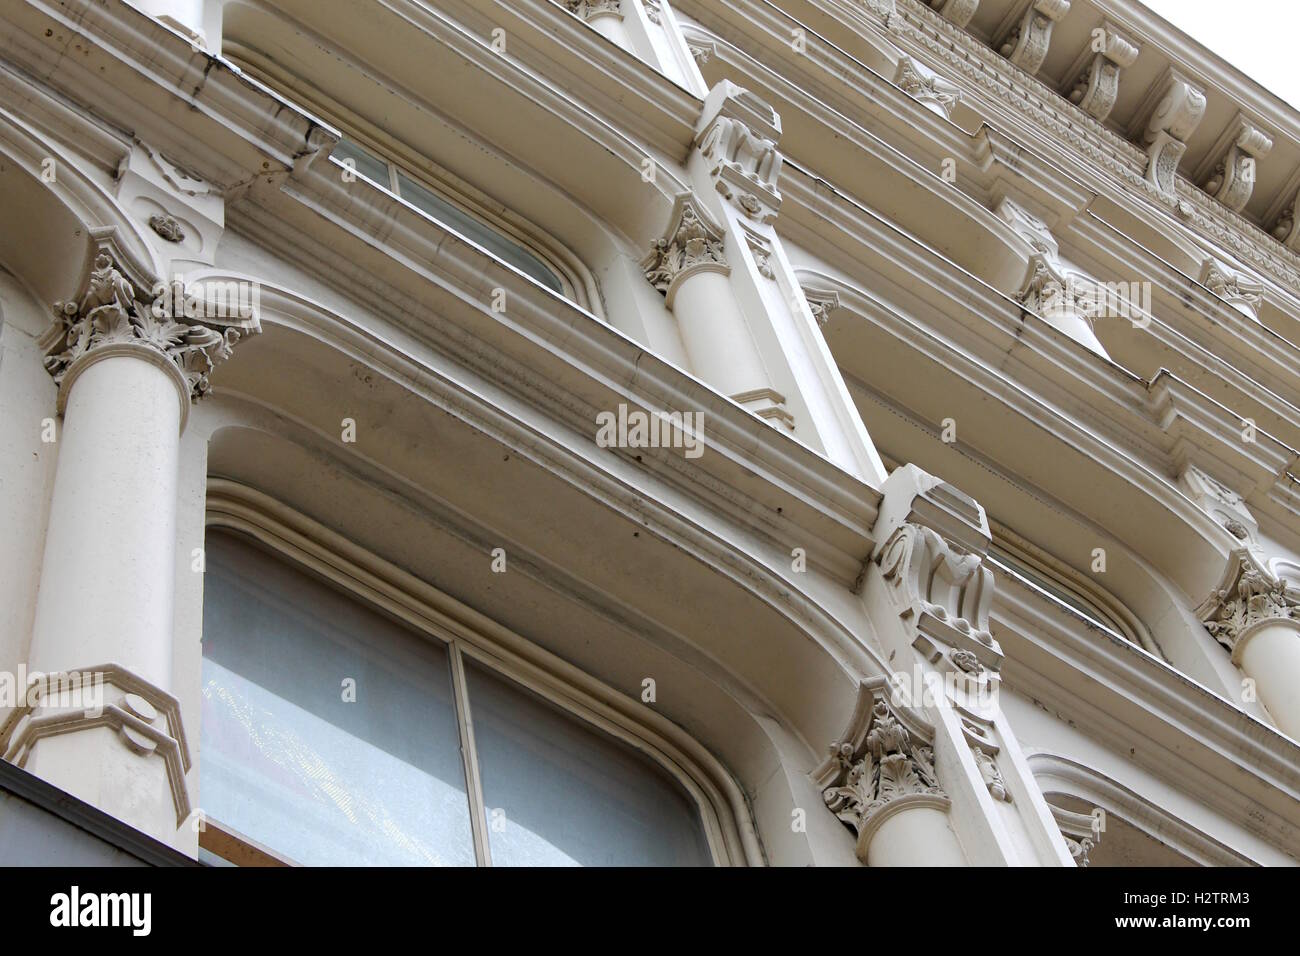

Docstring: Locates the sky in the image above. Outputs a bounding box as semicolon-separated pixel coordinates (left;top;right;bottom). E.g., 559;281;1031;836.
1139;0;1300;110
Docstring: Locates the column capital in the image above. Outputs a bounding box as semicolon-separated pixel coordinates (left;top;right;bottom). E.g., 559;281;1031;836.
813;677;949;861
40;235;260;420
1196;548;1300;660
564;0;624;23
641;193;730;306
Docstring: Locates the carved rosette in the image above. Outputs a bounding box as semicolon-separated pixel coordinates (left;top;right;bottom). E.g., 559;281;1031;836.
1197;549;1300;658
816;683;948;856
894;56;962;119
695;82;783;223
1201;119;1273;212
42;250;260;406
997;0;1071;76
642;197;729;305
1140;73;1206;197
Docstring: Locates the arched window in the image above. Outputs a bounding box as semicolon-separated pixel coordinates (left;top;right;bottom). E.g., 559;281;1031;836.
986;522;1150;650
199;527;716;866
221;40;596;308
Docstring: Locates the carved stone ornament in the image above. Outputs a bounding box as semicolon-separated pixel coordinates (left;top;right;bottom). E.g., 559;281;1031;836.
565;0;623;22
1140;72;1207;197
971;745;1011;802
148;213;186;243
1179;464;1259;547
995;196;1059;261
1271;193;1300;252
1198;258;1264;319
695;81;783;223
1063;24;1139;122
41;240;260;406
1016;254;1100;327
1051;804;1102;867
642;0;662;25
929;0;978;29
802;287;842;327
873;465;1003;674
641;195;729;306
1201;117;1273;213
997;0;1071;76
894;56;962;119
1196;549;1300;659
813;678;948;860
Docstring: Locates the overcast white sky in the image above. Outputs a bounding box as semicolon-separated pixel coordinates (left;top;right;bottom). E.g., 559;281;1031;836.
1139;0;1300;110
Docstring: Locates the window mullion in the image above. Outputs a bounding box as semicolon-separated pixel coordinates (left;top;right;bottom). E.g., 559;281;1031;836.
449;641;493;867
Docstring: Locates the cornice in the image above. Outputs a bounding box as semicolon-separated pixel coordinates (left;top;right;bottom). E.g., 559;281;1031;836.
0;0;327;191
229;158;884;586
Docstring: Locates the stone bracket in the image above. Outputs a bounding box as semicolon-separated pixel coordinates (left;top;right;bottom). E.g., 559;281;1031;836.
996;0;1071;76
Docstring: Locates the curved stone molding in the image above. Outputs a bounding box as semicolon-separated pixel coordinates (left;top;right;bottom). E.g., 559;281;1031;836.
814;678;948;860
1139;70;1207;197
695;80;783;223
41;236;260;408
1196;549;1299;658
1201;117;1273;212
0;663;192;827
1198;258;1264;319
928;0;978;28
642;194;729;305
997;0;1071;76
894;55;961;119
1063;23;1139;122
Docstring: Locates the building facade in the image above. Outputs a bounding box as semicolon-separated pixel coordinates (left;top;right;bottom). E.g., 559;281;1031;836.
0;0;1298;866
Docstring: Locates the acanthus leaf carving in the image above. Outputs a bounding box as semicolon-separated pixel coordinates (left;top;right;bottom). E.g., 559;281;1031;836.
43;246;259;404
641;196;729;303
1198;258;1264;319
815;680;947;856
1196;549;1300;658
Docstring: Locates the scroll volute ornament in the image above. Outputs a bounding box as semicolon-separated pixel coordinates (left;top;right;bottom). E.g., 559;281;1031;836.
1201;118;1273;212
998;0;1071;76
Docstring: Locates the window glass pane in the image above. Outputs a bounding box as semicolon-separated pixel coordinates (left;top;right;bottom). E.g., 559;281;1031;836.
332;137;391;186
394;170;565;294
464;660;713;866
200;530;475;866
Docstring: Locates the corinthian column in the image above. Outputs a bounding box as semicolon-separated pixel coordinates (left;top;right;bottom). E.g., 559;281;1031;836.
1199;550;1300;739
643;195;793;428
566;0;630;48
0;232;258;845
815;679;966;866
